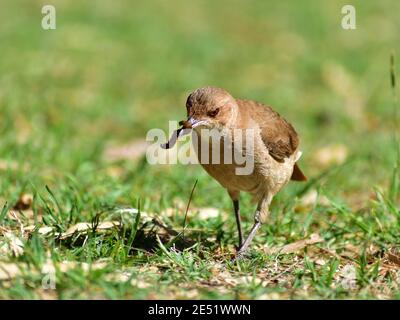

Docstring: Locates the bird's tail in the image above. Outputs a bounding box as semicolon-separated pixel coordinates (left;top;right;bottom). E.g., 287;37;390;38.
291;163;307;181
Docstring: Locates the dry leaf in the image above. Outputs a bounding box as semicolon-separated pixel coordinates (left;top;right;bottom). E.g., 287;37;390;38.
0;232;24;257
0;226;11;236
264;233;323;255
60;221;121;240
313;144;348;167
314;258;326;266
114;208;152;224
24;225;55;236
387;249;400;266
7;210;25;236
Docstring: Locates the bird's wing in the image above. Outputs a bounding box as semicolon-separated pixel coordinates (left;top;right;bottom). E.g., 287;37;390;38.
237;99;299;163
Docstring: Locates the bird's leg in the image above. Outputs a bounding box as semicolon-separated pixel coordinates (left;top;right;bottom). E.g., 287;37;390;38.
233;199;243;248
237;211;261;259
228;190;243;249
236;194;272;259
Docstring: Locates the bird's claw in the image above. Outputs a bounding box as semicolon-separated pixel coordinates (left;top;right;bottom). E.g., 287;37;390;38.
230;246;250;263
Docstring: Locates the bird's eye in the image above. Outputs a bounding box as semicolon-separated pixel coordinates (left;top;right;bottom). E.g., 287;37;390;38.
208;108;220;117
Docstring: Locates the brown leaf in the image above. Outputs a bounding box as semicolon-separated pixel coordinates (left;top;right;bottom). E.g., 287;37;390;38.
24;225;55;236
0;232;24;257
314;258;327;266
59;221;121;240
264;233;323;255
387;249;400;266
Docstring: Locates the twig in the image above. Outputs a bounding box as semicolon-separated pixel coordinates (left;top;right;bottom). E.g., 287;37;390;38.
182;179;198;241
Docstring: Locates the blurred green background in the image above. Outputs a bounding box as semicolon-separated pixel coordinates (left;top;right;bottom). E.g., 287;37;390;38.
0;0;400;299
1;1;399;197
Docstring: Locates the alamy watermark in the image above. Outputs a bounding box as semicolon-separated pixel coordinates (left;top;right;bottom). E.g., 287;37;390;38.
41;5;56;30
40;5;356;32
341;5;356;30
41;259;56;290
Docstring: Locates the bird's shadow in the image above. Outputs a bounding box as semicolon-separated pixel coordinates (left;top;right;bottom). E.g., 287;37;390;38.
56;217;218;256
129;218;216;254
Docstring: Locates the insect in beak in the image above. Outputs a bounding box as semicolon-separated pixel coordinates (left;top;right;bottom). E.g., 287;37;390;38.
161;117;208;149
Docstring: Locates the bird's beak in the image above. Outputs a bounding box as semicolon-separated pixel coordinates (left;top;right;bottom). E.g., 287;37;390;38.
179;117;208;129
161;117;208;149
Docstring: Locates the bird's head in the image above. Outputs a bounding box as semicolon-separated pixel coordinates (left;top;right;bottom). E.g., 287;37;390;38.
180;87;238;131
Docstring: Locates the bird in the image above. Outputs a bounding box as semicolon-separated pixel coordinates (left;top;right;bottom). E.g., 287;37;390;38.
162;86;307;258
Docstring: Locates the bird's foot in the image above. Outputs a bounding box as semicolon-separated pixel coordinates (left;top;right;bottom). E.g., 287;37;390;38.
230;243;250;263
234;241;244;252
232;251;248;263
231;221;262;263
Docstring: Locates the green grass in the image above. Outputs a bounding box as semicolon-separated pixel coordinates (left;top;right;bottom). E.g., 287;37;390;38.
1;0;400;299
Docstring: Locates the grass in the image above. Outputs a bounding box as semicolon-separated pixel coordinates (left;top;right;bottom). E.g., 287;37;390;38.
0;0;400;299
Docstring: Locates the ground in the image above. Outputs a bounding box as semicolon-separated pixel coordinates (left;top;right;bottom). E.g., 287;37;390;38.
0;0;400;299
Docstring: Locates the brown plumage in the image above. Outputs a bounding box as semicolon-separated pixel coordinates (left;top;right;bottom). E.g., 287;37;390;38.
235;98;306;181
164;86;307;258
236;99;299;162
291;163;307;181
